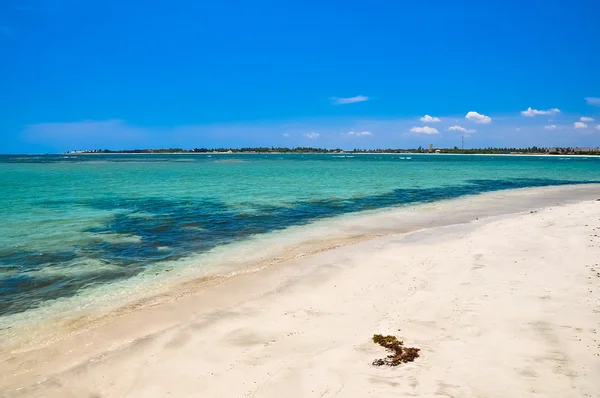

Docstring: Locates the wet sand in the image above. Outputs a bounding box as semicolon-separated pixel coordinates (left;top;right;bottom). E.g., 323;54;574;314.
1;185;599;397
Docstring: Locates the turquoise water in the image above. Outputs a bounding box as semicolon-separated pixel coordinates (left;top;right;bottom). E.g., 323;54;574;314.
1;153;600;317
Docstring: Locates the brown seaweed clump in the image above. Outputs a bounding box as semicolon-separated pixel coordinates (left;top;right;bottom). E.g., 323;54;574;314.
372;334;420;366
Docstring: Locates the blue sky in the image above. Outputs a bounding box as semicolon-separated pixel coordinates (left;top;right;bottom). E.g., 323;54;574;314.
1;0;599;153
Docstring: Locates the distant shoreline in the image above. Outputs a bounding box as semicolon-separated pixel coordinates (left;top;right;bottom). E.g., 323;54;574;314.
62;151;600;157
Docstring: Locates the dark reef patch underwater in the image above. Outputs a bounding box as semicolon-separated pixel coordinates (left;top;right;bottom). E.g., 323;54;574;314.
0;177;598;316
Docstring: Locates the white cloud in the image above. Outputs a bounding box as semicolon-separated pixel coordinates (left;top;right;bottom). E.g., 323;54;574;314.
596;125;600;130
448;125;475;134
520;107;561;117
282;133;290;137
304;132;320;139
409;126;439;135
331;95;369;105
544;125;557;130
574;122;588;129
585;97;600;106
419;115;441;123
347;131;372;136
465;111;492;124
580;116;594;122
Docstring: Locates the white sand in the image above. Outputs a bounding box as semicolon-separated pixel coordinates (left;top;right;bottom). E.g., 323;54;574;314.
1;188;600;397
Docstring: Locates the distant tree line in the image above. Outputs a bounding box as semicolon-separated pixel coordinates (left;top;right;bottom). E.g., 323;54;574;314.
67;146;600;155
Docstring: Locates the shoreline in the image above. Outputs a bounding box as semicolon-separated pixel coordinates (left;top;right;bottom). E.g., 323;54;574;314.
61;152;600;157
2;184;600;350
1;184;600;396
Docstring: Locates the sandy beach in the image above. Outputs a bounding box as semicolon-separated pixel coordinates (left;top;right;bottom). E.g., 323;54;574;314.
1;187;600;397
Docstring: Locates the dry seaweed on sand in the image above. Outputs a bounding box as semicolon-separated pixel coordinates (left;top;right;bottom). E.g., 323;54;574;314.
372;334;420;366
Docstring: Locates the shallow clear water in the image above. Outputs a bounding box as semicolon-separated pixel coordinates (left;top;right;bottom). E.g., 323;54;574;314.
1;153;599;317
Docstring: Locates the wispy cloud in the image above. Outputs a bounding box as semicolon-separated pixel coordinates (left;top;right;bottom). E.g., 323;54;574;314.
19;112;600;154
347;131;372;136
585;97;600;106
409;126;439;135
580;116;594;122
419;115;441;123
22;120;149;150
574;121;588;129
465;111;492;124
330;95;369;105
596;125;600;130
448;125;475;133
520;107;560;117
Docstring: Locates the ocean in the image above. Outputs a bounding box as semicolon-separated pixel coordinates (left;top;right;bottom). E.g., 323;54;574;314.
1;153;599;325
